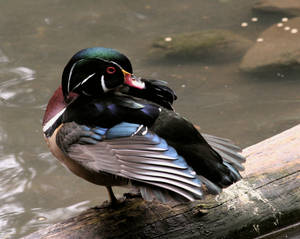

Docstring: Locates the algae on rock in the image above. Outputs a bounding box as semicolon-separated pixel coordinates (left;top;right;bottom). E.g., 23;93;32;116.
150;30;252;62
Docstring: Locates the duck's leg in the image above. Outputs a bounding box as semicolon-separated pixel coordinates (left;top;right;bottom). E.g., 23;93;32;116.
106;186;118;205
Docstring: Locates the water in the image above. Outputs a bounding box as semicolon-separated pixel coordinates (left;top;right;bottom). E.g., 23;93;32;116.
0;0;300;238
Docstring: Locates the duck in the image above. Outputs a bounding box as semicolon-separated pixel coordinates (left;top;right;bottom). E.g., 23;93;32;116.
42;47;245;205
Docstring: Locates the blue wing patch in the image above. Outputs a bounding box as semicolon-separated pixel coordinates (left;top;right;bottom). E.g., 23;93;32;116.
106;122;141;139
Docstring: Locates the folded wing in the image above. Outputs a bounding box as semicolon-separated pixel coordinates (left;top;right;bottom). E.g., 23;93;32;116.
58;122;223;203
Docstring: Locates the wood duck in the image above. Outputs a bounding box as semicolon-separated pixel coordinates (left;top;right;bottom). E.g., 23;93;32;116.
42;47;245;205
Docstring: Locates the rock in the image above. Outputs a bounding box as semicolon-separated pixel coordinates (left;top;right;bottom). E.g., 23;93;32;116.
253;0;300;16
240;17;300;73
150;30;252;62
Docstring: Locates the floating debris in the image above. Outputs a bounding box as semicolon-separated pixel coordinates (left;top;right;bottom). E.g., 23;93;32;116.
44;18;51;25
37;216;47;221
164;37;172;42
251;17;258;22
277;23;283;28
256;38;264;43
284;26;291;31
181;84;186;88
276;73;285;78
241;22;248;27
291;28;298;34
282;18;288;23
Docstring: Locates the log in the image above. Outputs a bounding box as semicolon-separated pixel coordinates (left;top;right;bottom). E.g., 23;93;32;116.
23;125;300;239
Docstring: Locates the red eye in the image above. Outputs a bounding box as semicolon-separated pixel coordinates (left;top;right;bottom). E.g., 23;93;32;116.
106;66;116;74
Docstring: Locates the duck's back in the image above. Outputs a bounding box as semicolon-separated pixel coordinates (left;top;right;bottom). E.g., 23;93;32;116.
62;94;160;128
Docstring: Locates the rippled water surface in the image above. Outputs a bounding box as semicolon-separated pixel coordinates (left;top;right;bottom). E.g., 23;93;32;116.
1;0;300;238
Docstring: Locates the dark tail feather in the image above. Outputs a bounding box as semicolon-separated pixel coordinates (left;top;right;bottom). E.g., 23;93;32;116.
202;133;233;143
223;161;242;182
214;149;245;171
203;133;246;171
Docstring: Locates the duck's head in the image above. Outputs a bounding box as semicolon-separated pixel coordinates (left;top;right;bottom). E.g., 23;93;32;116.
62;47;145;102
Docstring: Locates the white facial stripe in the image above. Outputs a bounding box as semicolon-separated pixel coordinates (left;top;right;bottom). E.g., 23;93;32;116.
82;90;92;96
43;107;66;133
110;61;122;70
72;82;82;91
101;75;109;92
71;73;96;91
67;62;77;93
81;73;95;85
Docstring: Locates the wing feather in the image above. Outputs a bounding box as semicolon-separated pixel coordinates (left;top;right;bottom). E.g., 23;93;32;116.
64;123;205;201
59;122;242;203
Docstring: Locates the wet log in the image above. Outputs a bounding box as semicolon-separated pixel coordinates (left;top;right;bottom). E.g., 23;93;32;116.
23;125;300;239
